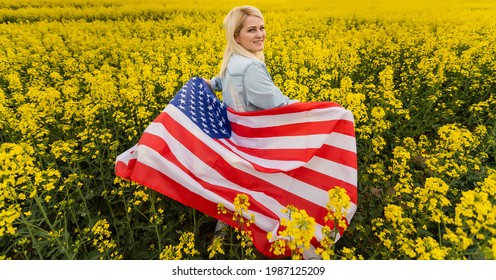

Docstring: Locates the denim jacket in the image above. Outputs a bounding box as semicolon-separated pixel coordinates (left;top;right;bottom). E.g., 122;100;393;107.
210;54;290;112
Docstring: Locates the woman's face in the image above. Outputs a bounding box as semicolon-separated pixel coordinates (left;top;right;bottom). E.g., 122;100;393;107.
235;15;266;54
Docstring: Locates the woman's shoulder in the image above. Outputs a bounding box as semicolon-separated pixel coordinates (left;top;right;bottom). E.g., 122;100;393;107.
228;54;264;75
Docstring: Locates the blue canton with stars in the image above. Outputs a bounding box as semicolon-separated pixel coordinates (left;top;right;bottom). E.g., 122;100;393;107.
169;77;231;139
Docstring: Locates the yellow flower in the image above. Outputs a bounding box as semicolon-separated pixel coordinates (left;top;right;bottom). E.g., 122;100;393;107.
89;219;117;253
160;231;199;260
326;187;351;228
270;205;316;259
207;236;225;259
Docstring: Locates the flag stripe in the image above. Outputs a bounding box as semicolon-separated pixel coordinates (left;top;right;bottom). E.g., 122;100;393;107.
289;166;358;204
227;102;352;124
219;138;357;168
229;119;355;138
227;130;356;152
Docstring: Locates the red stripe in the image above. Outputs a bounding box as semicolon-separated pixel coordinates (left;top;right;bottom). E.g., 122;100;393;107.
221;139;357;169
286;166;358;204
221;140;319;161
317;144;358;169
230;119;355;138
228;101;343;116
115;159;136;179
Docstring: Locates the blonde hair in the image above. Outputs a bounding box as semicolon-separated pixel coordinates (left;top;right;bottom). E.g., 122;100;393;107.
219;6;265;77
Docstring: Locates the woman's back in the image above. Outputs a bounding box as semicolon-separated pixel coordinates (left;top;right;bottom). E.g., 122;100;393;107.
212;54;290;112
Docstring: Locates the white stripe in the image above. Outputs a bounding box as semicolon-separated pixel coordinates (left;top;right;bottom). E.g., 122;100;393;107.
347;203;358;222
228;106;355;128
218;138;306;170
229;130;352;150
115;145;137;165
324;133;357;153
306;156;358;187
229;130;356;153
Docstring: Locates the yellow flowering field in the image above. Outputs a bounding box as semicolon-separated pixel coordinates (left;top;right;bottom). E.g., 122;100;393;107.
1;0;495;260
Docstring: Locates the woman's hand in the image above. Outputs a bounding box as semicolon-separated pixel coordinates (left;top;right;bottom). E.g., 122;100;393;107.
202;78;212;88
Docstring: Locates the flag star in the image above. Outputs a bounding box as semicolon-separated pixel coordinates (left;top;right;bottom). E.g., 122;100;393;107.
201;117;207;122
191;116;197;122
189;105;196;111
179;104;186;110
180;98;186;104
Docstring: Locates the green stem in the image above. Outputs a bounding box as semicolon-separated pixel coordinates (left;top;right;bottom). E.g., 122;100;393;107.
149;191;163;252
121;196;137;256
33;192;72;259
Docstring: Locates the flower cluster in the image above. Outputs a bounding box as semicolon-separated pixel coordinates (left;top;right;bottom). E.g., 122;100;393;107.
215;194;256;259
87;219;122;259
160;231;199;260
268;205;316;260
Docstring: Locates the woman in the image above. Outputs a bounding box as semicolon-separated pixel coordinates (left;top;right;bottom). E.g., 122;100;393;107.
204;5;295;237
204;5;292;112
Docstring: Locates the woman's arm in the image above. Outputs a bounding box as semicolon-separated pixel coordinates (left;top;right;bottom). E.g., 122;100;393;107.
244;63;290;110
205;76;222;91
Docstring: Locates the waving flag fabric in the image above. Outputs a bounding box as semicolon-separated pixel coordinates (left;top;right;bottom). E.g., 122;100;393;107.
115;77;357;258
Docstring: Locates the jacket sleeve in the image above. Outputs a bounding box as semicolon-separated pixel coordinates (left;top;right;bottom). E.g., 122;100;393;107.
243;63;289;110
210;76;222;91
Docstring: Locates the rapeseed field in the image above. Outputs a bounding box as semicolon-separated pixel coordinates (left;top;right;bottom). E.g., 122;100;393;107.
1;0;495;259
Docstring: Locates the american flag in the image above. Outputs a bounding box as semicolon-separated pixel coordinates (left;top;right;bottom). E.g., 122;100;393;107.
115;77;357;258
